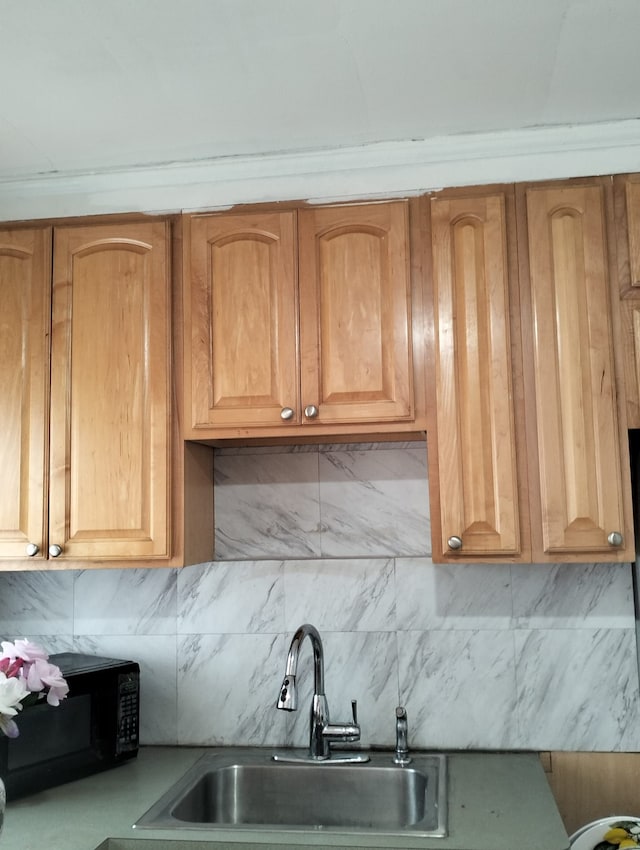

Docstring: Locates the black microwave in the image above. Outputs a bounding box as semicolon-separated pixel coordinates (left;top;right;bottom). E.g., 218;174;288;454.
0;652;140;799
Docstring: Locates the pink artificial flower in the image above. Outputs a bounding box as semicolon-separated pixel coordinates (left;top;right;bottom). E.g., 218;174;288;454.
1;639;49;664
0;640;69;737
0;656;23;678
25;659;69;706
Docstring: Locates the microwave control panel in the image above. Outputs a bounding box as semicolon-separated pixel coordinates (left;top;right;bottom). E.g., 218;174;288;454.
116;671;139;753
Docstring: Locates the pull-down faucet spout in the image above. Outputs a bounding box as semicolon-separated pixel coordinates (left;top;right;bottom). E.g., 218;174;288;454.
276;623;363;762
277;623;324;713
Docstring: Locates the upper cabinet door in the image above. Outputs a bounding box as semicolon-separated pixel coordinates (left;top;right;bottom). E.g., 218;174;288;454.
0;227;51;560
619;175;640;288
519;181;633;560
428;192;525;560
614;174;640;427
185;211;298;430
298;202;414;425
49;221;171;561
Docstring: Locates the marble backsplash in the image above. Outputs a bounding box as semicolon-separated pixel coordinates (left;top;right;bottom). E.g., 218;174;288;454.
1;442;638;752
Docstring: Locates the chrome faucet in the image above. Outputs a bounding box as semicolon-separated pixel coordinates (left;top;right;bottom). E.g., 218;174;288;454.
393;705;412;765
275;623;366;762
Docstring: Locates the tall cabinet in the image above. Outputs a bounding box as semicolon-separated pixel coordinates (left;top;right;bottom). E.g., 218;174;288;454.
614;173;640;428
427;179;634;563
49;222;172;561
0;227;50;559
518;180;633;561
0;218;214;568
427;189;527;560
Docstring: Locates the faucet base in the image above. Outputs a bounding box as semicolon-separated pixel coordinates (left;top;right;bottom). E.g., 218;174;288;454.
272;752;371;765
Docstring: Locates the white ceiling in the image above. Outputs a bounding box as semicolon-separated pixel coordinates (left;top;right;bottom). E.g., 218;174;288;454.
2;0;640;185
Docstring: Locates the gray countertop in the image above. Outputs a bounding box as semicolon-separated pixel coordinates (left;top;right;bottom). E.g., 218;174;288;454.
0;747;570;850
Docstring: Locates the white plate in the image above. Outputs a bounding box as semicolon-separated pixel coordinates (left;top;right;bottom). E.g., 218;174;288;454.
570;816;640;849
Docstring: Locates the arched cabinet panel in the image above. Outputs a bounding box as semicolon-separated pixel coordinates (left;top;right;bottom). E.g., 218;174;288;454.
49;221;172;561
186;212;298;429
0;228;50;559
428;191;525;560
519;182;633;561
298;203;413;424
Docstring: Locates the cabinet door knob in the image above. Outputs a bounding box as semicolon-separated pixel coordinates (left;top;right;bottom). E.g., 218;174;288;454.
280;407;295;421
447;535;463;550
25;542;40;557
304;404;319;419
607;531;623;547
49;544;63;558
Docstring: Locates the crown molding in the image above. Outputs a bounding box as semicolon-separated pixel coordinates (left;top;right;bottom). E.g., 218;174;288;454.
2;118;640;221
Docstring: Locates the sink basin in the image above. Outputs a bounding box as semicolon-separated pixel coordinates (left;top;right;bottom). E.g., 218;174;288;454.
134;747;447;841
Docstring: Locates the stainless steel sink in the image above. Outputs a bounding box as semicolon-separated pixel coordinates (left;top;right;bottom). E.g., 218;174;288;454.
134;748;447;840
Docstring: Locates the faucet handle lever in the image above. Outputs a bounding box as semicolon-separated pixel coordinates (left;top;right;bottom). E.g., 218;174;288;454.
351;699;358;725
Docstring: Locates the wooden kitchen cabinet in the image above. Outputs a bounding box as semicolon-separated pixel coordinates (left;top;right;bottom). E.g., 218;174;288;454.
49;221;173;561
613;173;640;427
517;179;634;562
297;203;415;426
427;179;634;563
0;218;214;569
426;188;529;561
0;227;51;559
186;210;298;430
184;200;424;441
